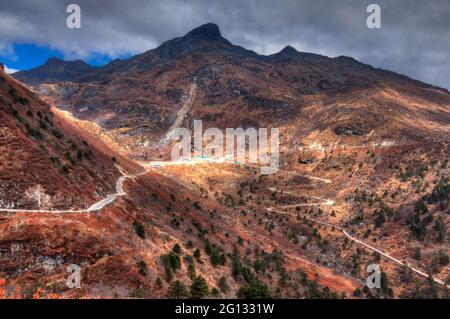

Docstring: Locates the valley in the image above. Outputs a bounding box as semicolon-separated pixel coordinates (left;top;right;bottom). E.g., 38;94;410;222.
0;23;448;299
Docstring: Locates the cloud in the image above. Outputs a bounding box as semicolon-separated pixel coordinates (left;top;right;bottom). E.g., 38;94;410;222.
0;0;449;88
4;65;20;74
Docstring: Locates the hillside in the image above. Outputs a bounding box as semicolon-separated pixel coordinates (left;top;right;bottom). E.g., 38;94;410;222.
0;68;126;210
2;23;449;299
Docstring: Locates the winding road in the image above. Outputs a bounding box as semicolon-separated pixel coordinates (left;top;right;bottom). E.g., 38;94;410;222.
0;170;147;214
267;181;450;288
0;159;205;214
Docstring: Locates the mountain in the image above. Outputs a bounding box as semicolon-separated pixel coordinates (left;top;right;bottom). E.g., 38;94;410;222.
14;57;95;85
2;23;449;299
14;23;450;161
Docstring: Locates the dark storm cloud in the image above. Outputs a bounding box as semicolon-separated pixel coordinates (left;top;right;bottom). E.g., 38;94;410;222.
0;0;449;88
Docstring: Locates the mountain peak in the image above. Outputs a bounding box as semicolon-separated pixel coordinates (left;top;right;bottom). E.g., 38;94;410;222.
269;45;300;60
184;23;222;39
150;23;233;60
45;57;64;65
44;57;92;66
277;45;299;56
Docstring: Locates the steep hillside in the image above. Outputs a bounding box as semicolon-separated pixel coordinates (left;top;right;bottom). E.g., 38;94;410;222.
0;68;124;210
0;169;361;298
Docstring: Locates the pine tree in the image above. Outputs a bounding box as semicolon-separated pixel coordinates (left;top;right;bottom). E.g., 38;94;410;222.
236;279;271;299
132;220;145;239
168;280;188;299
172;243;182;254
190;275;209;299
218;276;229;293
193;249;202;262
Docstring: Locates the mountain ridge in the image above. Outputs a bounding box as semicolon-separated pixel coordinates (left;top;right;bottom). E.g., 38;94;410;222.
13;23;449;94
10;24;450;164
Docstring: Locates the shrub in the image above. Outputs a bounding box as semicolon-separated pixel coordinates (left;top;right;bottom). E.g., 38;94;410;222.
193;249;202;263
170;218;180;229
39;121;48;130
193;201;202;210
353;288;362;297
61;165;69;174
218;276;229;293
52;129;64;139
210;288;220;297
137;260;147;276
8;88;17;98
132;220;145;239
172;243;182;254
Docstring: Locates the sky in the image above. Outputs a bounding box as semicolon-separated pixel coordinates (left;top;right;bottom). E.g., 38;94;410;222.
0;0;449;89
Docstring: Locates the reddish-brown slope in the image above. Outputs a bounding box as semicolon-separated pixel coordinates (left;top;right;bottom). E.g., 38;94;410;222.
0;69;125;210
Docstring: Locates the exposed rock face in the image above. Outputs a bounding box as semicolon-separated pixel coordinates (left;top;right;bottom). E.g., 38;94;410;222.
0;63;4;72
186;23;222;39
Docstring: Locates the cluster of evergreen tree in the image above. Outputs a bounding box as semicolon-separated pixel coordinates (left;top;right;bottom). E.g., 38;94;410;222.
423;177;449;210
407;199;433;240
167;276;210;299
160;244;182;281
204;239;226;267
